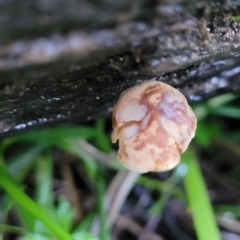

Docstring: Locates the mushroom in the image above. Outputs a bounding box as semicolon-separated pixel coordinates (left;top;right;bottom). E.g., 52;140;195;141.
111;80;197;173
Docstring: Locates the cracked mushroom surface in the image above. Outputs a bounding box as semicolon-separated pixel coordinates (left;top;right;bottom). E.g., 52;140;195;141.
111;80;197;173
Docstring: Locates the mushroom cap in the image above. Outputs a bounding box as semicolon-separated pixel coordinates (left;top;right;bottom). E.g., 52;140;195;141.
111;80;197;173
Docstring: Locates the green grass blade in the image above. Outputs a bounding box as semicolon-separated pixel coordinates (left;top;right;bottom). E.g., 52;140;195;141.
0;224;26;235
17;203;36;231
0;145;44;227
34;153;54;234
182;148;221;240
211;106;240;119
149;164;187;215
215;205;240;218
73;211;96;233
138;175;184;201
55;197;76;232
95;120;111;153
207;94;238;108
2;126;96;147
7;144;44;180
35;154;53;208
0;169;73;240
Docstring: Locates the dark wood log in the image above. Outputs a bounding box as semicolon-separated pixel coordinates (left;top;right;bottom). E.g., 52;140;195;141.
0;0;240;137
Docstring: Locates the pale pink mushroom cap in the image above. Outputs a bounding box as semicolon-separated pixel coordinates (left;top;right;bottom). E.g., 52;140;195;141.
111;80;197;173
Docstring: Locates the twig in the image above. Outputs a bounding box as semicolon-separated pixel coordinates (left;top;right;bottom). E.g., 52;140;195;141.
106;171;140;227
217;215;240;234
77;139;118;166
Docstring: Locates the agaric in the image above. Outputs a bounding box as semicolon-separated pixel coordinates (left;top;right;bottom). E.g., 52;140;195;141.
111;80;197;173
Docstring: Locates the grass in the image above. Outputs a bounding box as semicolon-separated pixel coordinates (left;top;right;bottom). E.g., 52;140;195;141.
0;93;240;239
0;169;73;240
182;148;221;240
